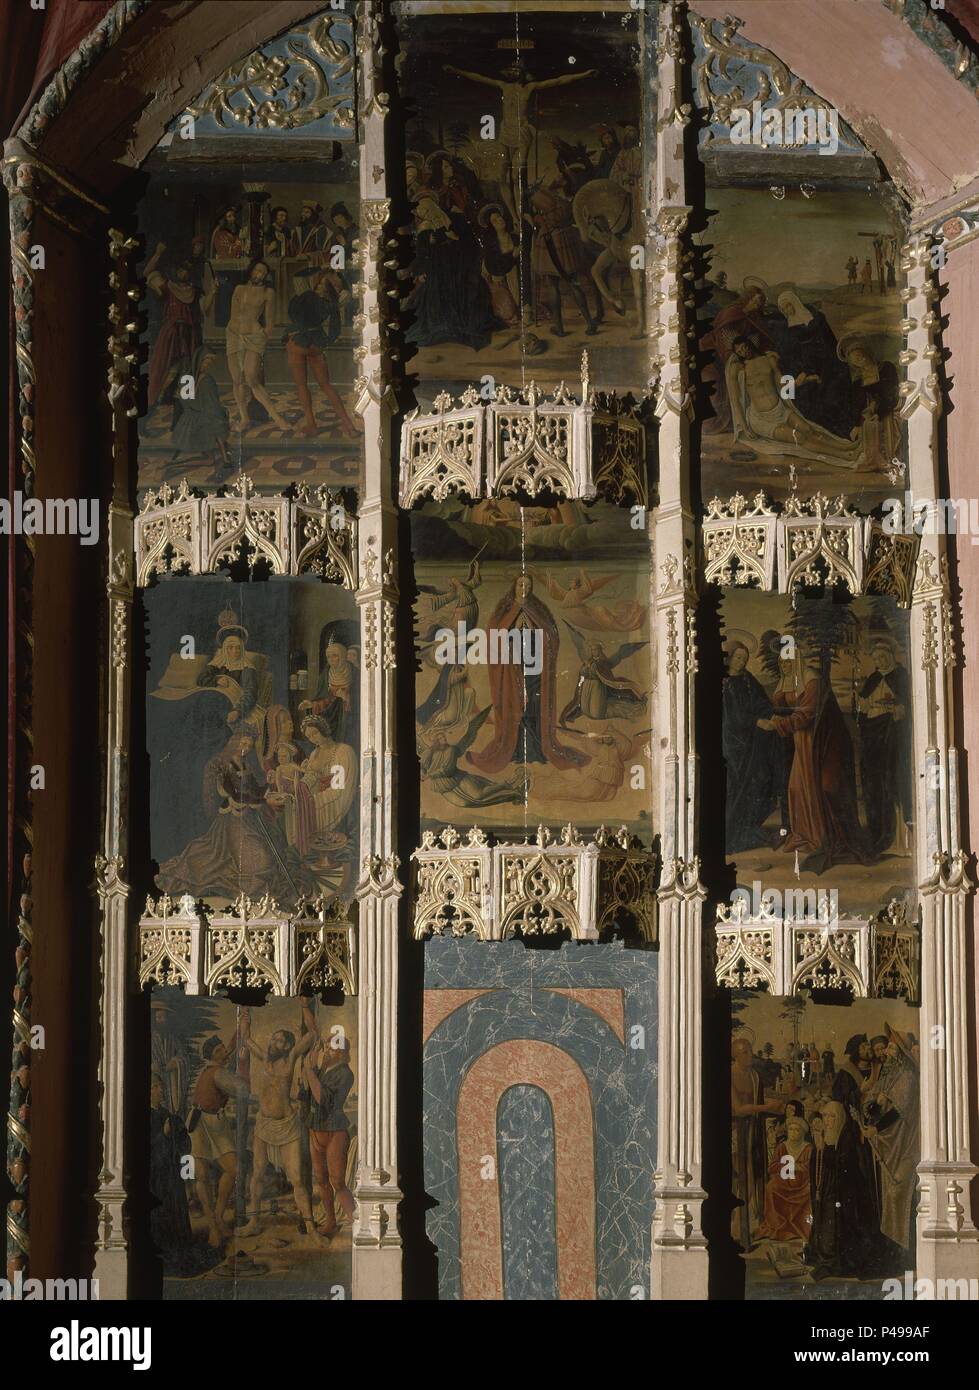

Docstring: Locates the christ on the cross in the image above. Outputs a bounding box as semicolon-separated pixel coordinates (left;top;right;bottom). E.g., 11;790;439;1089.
445;59;597;218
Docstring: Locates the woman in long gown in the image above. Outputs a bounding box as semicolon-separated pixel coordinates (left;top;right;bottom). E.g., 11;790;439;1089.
759;649;869;874
158;730;303;900
757;1114;814;1241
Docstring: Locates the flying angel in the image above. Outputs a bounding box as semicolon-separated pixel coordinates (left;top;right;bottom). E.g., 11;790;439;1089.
539;568;645;632
559;623;648;723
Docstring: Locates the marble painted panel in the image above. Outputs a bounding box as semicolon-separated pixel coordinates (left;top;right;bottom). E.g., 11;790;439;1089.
423;938;657;1301
150;988;356;1299
411;499;654;838
146;578;360;908
397;4;653;396
730;991;920;1301
720;591;914;915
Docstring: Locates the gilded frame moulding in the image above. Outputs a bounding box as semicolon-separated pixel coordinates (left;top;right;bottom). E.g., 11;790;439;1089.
137;892;357;998
714;896;920;1001
410;824;657;945
702;491;919;603
398;353;648;509
133;477;359;587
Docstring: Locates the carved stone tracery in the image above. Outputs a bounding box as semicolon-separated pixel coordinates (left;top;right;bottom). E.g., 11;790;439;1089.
134;477;358;586
702;491;919;602
411;825;656;944
399;356;647;508
714;897;920;1001
137;893;357;998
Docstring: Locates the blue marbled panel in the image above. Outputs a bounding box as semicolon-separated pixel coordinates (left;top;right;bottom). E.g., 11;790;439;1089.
498;1085;559;1301
423;938;657;1301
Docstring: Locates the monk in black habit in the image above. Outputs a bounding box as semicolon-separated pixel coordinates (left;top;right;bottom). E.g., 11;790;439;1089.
857;638;912;857
806;1035;893;1280
722;641;779;852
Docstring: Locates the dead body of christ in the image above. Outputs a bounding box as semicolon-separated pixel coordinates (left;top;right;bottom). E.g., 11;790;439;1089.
444;61;597;220
239;1011;323;1245
726;336;863;469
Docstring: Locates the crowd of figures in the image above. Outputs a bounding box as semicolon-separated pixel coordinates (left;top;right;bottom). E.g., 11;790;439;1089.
142;195;363;476
406;77;645;352
701;271;900;471
722;624;912;873
153;608;360;904
732;1023;920;1282
150;997;356;1279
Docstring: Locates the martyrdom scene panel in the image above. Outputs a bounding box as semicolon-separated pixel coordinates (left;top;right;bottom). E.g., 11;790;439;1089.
697;186;905;512
146;579;360;909
137;169;363;495
398;4;651;397
730;992;920;1301
411;499;654;837
150;990;356;1298
720;591;913;915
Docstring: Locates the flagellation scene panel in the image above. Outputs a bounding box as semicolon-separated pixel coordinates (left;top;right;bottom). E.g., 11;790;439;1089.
135;10;364;497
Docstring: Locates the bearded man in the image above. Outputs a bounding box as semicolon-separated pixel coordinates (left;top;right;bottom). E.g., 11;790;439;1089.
239;1009;321;1244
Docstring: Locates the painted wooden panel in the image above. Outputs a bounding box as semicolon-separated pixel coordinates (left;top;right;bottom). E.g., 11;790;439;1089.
150;989;357;1299
730;991;920;1300
146;578;360;907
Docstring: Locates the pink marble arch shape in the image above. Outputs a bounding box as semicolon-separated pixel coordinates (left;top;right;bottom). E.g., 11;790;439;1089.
457;1039;597;1301
422;989;497;1045
542;987;626;1044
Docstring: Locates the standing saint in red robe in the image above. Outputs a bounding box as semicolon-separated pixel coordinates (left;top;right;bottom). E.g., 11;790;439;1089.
145;241;214;407
758;651;869;874
466;574;588;774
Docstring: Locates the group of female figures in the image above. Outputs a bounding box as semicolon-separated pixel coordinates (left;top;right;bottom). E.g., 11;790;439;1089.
158;624;358;903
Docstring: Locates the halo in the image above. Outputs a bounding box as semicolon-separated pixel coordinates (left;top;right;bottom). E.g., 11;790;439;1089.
731;1025;756;1053
722;627;758;656
836;332;867;363
426;148;453;171
741;276;770;298
216;610;249;644
477;201;508;229
771;280;800;303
